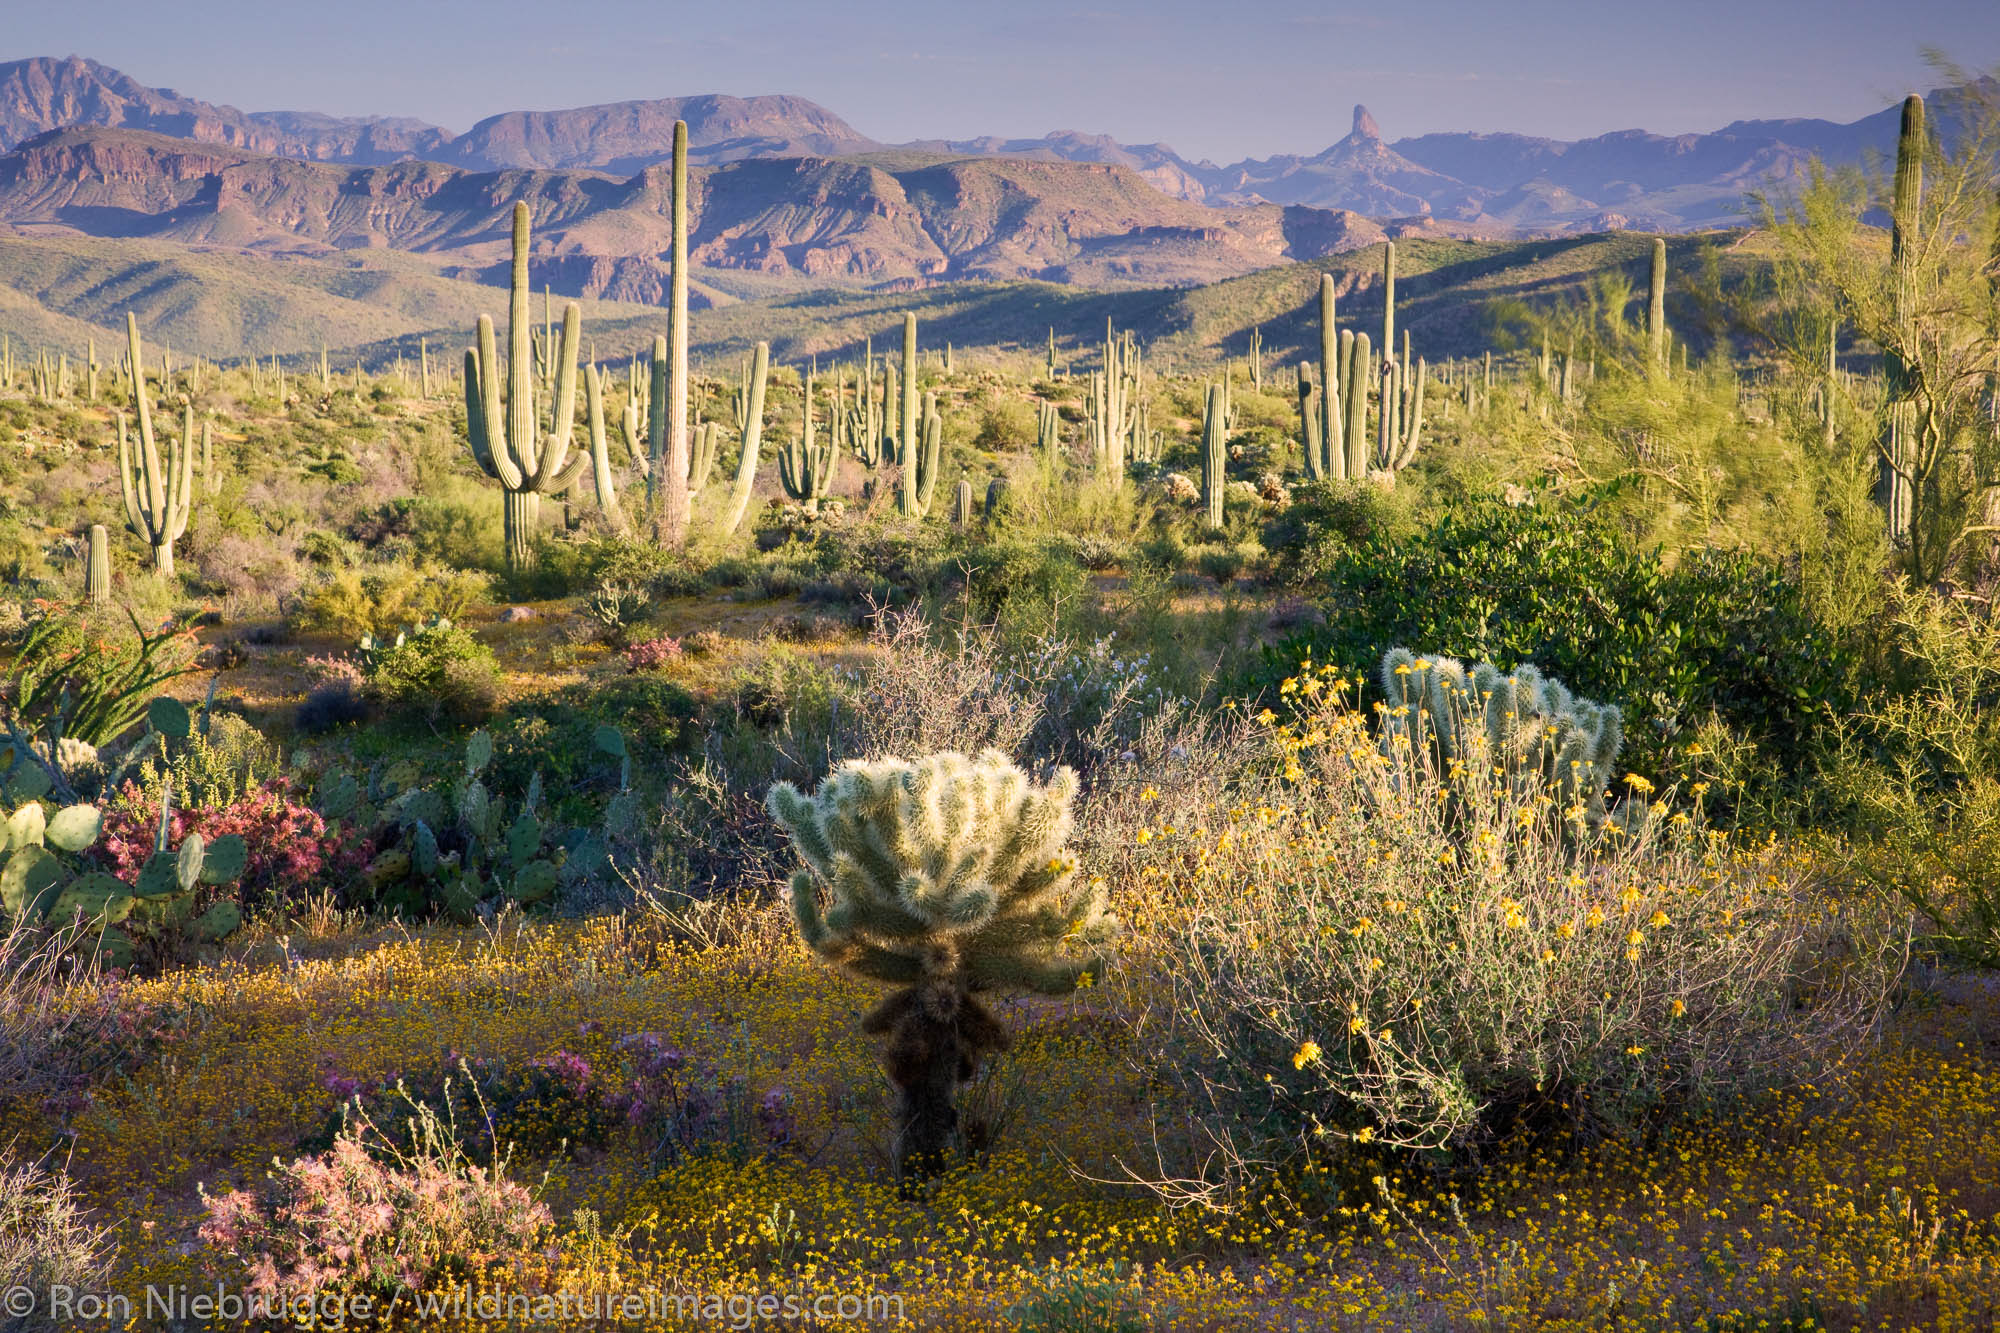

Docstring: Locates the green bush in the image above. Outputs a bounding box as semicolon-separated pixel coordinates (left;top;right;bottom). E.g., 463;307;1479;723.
363;623;502;724
962;538;1089;640
1256;493;1851;789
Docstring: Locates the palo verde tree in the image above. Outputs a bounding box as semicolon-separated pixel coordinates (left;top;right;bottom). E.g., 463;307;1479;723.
1759;67;2000;586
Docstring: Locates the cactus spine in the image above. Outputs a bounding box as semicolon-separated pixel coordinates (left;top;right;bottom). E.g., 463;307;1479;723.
1201;382;1226;530
720;341;770;534
463;202;587;572
898;315;920;515
778;363;838;510
1880;93;1924;541
84;524;110;605
117;314;194;577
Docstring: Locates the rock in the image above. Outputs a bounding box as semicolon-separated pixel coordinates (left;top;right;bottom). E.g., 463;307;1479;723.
503;606;536;623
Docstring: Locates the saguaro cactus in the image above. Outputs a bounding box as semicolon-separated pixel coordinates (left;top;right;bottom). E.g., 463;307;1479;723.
778;363;838;510
898;315;920;515
583;364;627;532
117;314;193;577
952;478;973;529
767;749;1114;1184
463;201;587;572
1201;382;1227;530
84;524;110;605
720;341;770;535
1345;330;1371;478
1880;93;1924;541
1302;273;1346;480
1647;237;1668;370
663;119;692;549
1375;357;1426;478
1381;242;1397;370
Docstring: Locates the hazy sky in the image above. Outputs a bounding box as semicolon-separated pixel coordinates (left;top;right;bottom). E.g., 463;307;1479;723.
14;1;1999;161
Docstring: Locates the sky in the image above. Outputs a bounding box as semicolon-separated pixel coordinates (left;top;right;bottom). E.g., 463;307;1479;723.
13;1;2000;162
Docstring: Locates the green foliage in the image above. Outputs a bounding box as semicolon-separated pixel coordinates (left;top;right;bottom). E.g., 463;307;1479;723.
361;622;502;725
343;727;622;919
961;538;1090;641
292;563;490;638
1809;590;2000;965
1;779;247;969
1263;494;1850;786
4;608;199;748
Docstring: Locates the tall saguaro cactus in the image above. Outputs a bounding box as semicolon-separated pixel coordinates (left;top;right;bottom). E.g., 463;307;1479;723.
1647;237;1668;370
1201;382;1227;530
898;314;920;515
720;340;770;535
117;313;193;577
1879;93;1924;541
1301;273;1347;480
663;119;692;548
463;202;587;572
1381;242;1397;370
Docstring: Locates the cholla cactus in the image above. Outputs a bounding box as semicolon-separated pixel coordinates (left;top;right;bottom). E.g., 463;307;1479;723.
1379;648;1624;821
767;749;1115;1183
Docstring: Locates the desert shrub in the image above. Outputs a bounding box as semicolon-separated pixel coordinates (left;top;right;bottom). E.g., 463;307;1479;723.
1262;477;1418;586
961;538;1089;640
0;918;152;1118
98;775;367;908
198;1079;551;1301
304;1052;617;1164
1263;494;1851;788
1809;590;2000;965
0;1151;110;1296
582;579;651;646
296;680;371;735
353;497;493;571
625;635;683;672
291;563;490;638
539;534;706;598
973;398;1038;452
1125;665;1903;1196
123;712;279;811
363;623;502;725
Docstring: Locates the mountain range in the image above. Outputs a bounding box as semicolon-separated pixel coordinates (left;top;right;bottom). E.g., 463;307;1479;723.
0;54;1950;235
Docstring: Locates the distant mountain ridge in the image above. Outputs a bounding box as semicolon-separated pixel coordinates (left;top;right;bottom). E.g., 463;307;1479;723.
0;54;1954;233
0;125;1489;294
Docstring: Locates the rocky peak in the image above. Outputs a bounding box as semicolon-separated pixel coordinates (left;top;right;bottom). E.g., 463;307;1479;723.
1351;105;1382;143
